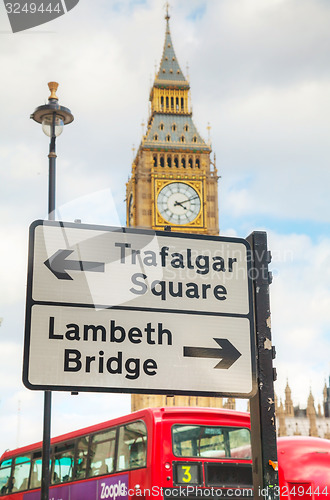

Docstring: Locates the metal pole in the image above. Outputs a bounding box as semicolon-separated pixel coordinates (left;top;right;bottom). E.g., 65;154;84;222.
40;112;57;500
246;231;278;499
41;391;51;500
48;112;56;221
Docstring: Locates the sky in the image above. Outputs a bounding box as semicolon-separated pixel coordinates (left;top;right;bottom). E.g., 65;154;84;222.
0;0;330;453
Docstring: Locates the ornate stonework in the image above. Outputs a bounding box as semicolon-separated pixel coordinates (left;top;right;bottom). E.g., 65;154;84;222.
275;379;330;439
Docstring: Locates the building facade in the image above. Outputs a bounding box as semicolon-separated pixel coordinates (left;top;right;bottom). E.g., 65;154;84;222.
275;378;330;439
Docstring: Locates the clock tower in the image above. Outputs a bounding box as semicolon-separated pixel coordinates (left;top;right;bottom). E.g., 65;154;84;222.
126;10;218;235
126;10;221;411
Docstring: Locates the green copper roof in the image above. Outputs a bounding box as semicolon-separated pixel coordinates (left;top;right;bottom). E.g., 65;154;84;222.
143;113;210;151
154;16;189;88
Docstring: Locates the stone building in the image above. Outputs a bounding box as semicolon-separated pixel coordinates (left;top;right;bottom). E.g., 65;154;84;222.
275;378;330;439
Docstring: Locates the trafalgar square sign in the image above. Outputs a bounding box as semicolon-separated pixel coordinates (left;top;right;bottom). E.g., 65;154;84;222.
23;220;256;397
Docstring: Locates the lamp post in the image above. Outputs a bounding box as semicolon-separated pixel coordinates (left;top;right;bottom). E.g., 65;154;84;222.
30;82;73;500
31;82;74;219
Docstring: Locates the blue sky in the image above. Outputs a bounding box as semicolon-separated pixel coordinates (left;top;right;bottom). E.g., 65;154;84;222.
0;0;330;451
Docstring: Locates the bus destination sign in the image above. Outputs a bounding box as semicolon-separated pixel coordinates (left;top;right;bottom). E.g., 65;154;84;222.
23;220;256;397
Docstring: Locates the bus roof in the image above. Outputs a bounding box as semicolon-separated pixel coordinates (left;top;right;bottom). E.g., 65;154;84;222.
0;406;250;462
278;435;330;484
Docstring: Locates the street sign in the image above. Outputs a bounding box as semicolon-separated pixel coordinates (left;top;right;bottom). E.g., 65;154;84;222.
23;220;256;397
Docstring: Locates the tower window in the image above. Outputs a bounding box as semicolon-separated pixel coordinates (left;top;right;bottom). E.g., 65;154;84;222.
196;158;200;168
176;97;179;111
181;157;186;168
162;69;166;73
154;134;158;141
193;136;197;143
172;123;177;131
188;158;193;168
177;70;180;74
153;155;157;167
167;155;172;167
174;156;179;168
160;156;164;168
170;69;173;74
161;96;164;110
166;135;171;142
168;43;171;48
184;124;189;132
166;96;169;109
181;97;184;110
172;57;175;61
165;56;168;61
180;135;185;143
159;123;164;131
171;97;174;108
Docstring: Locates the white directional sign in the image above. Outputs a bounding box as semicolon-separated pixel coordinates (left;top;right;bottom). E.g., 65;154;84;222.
24;220;256;397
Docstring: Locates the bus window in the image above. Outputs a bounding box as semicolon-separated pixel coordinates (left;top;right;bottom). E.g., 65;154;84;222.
89;429;116;477
228;428;251;459
52;443;74;484
0;459;12;495
117;421;147;471
30;452;42;489
74;436;89;480
13;455;31;492
172;425;251;459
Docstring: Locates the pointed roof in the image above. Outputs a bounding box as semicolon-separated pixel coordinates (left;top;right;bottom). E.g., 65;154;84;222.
143;114;210;151
285;379;292;396
154;13;189;88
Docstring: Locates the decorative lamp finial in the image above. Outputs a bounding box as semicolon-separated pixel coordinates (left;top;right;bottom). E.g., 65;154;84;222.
48;81;59;101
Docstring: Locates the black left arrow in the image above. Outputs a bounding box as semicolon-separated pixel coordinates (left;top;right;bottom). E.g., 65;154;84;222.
183;338;241;369
44;249;105;280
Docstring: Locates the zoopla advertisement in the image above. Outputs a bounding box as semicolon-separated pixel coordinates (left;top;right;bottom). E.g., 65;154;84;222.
23;474;128;500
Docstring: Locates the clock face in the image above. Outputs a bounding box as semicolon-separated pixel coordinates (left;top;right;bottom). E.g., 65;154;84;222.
157;182;201;225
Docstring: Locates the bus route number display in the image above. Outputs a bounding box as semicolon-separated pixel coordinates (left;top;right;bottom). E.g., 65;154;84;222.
173;463;202;486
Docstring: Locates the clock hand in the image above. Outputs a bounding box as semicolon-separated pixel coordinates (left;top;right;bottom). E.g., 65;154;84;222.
179;196;199;205
174;201;187;209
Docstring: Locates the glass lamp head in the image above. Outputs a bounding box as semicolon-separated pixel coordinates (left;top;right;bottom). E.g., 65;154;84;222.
41;114;64;137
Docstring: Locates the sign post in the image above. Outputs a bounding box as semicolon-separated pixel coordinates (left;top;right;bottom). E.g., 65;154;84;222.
24;220;256;398
247;231;279;496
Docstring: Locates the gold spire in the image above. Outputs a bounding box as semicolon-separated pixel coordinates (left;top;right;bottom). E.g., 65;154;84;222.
284;380;294;417
164;1;170;20
324;380;328;401
207;122;212;145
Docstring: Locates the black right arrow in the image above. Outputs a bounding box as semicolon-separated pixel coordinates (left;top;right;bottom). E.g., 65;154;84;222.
183;338;241;369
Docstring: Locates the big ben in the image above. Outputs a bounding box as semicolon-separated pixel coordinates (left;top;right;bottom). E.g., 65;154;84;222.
126;10;221;411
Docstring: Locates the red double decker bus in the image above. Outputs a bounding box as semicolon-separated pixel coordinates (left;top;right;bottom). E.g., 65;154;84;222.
277;435;330;497
0;407;252;500
1;407;330;500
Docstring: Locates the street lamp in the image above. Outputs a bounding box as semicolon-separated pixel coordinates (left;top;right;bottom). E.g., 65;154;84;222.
30;82;73;500
31;81;74;219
